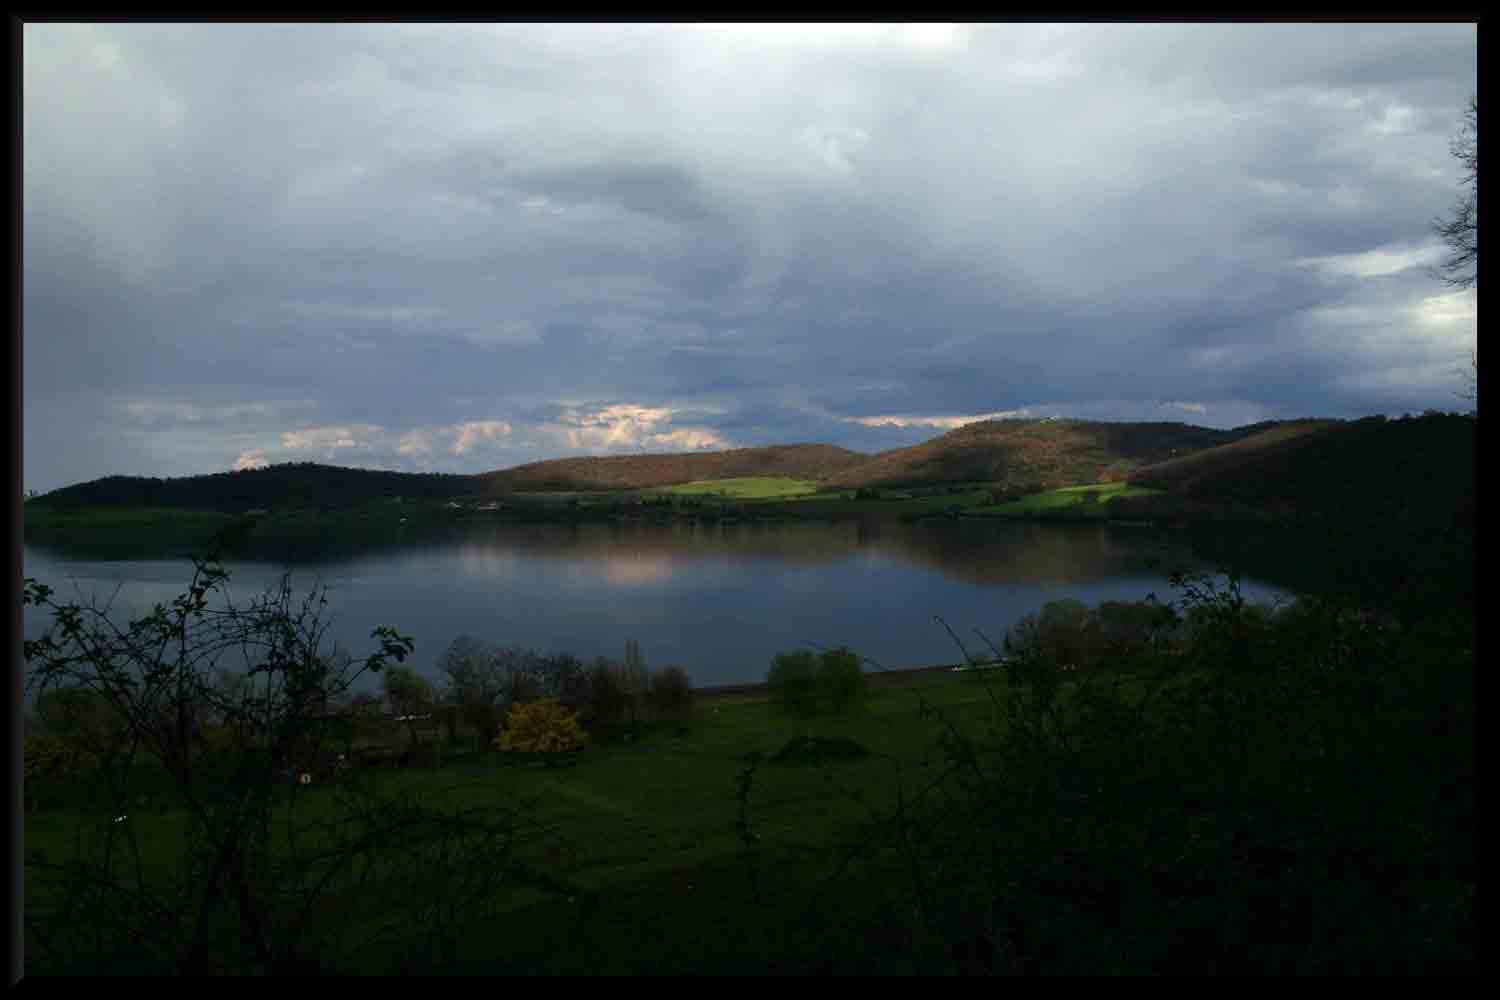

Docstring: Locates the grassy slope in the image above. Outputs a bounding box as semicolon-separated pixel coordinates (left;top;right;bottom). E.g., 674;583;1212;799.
974;481;1163;516
826;419;1251;491
475;444;869;493
652;477;822;499
25;672;998;956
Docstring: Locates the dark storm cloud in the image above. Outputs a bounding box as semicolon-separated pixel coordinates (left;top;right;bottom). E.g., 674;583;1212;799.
22;23;1477;492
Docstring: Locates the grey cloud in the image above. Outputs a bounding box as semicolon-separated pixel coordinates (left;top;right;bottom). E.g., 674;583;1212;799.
21;23;1477;493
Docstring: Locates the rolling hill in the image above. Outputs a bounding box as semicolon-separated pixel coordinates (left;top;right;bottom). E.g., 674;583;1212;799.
36;415;1471;523
825;419;1259;493
32;444;872;512
472;443;867;493
1121;414;1475;520
33;463;475;513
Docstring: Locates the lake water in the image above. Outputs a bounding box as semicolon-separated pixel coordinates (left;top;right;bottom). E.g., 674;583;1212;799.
22;518;1286;692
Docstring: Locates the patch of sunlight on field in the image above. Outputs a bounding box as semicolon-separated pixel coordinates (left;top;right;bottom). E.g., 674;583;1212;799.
656;477;822;499
977;481;1162;514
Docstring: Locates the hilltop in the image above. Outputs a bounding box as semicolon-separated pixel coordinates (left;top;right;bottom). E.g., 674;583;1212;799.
825;419;1258;493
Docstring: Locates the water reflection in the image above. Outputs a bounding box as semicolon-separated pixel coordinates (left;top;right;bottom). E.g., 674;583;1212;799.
24;518;1268;688
326;518;1188;588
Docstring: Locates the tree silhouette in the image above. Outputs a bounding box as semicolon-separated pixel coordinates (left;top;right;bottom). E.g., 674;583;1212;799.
1431;94;1477;291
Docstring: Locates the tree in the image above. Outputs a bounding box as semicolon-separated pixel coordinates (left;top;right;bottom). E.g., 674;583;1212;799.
436;635;506;749
383;665;435;747
766;647;867;718
648;665;696;727
1431;94;1477;290
622;638;651;729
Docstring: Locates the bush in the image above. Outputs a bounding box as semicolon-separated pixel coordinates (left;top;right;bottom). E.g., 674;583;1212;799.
770;734;869;765
649;665;695;726
767;650;819;716
1005;598;1109;672
767;647;868;718
584;658;630;727
815;647;867;716
493;698;587;755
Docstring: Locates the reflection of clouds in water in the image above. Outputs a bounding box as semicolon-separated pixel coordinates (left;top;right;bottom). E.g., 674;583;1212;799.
603;553;674;587
454;544;520;582
556;550;676;588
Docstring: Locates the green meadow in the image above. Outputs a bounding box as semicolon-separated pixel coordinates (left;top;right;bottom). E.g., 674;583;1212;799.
653;476;823;499
975;481;1163;516
25;671;1003;972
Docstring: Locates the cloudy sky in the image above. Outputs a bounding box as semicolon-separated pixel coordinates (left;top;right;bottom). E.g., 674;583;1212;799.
23;22;1477;493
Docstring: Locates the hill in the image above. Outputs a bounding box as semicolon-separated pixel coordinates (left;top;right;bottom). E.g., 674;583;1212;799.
1116;413;1476;617
472;443;868;493
825;419;1254;492
35;462;474;513
1122;414;1475;521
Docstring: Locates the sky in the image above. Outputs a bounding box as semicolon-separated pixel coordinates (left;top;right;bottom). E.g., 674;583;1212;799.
22;22;1478;494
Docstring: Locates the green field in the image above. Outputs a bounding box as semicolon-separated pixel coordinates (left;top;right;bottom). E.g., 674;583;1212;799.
975;481;1162;516
25;671;1002;971
653;476;823;500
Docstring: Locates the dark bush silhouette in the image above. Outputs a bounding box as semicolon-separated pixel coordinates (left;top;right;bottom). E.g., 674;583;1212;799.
649;665;696;727
767;647;868;717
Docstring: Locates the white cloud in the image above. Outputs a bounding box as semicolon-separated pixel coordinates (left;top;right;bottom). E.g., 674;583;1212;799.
280;424;384;455
451;420;513;455
543;402;730;453
644;427;727;450
1296;243;1444;279
396;430;435;456
844;409;1032;430
232;449;269;470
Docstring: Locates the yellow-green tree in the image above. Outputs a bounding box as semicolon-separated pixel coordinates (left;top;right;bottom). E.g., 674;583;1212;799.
493;698;587;755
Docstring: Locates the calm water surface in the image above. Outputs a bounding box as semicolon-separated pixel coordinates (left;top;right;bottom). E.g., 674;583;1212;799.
23;519;1285;690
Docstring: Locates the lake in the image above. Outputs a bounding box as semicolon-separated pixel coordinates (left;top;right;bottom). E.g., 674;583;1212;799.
22;517;1286;691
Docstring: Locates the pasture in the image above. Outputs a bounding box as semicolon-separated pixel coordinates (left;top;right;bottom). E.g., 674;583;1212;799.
653;476;824;499
976;481;1163;515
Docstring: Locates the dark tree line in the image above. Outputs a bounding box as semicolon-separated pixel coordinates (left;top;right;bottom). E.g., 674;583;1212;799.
39;462;475;513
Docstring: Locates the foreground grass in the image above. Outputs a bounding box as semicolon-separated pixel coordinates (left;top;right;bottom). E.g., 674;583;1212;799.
25;606;1476;974
25;672;1000;968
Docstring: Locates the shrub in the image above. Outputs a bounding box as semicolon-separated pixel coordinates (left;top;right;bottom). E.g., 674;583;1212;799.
493;698;587;755
586;657;630;727
768;648;868;717
1005;598;1108;672
649;665;695;726
770;734;869;765
767;650;819;716
815;647;867;716
24;732;81;787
